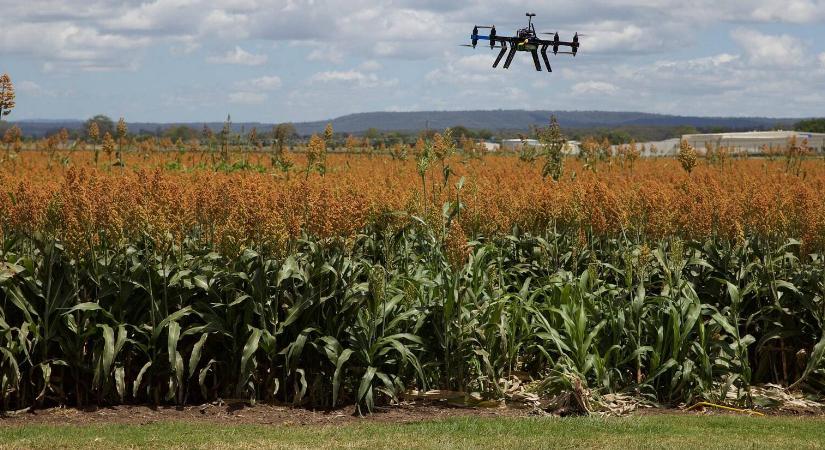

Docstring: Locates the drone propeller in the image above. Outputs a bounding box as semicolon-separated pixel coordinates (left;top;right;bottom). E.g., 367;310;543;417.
459;43;505;48
540;32;588;36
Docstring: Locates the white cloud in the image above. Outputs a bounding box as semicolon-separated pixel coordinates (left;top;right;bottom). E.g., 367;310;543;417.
730;28;806;67
310;70;397;88
360;60;382;71
4;1;823;73
751;0;825;23
207;46;267;66
307;46;345;64
16;80;57;97
426;54;507;84
228;75;281;106
572;81;618;95
4;0;825;119
235;75;282;91
228;91;267;105
575;23;650;52
0;21;148;71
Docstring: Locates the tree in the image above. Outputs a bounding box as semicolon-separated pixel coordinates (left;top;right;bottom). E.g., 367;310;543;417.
475;129;494;140
0;73;15;119
364;128;380;146
84;115;115;138
451;125;472;140
164;125;197;142
794;118;825;134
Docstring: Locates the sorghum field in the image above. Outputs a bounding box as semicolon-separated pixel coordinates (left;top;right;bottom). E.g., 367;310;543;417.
1;143;825;415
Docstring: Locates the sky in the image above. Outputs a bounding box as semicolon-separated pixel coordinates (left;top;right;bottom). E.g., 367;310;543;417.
2;0;825;123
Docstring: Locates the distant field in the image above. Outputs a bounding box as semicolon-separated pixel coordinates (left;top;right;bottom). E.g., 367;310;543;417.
2;415;825;449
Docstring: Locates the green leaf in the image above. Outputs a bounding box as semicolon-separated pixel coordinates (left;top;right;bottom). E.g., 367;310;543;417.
133;361;152;399
239;328;262;385
99;324;116;382
358;366;377;411
115;366;126;401
167;321;181;375
188;333;209;378
332;348;353;407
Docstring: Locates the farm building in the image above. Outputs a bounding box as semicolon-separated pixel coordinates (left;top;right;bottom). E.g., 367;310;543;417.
682;131;825;155
500;139;580;154
501;139;542;151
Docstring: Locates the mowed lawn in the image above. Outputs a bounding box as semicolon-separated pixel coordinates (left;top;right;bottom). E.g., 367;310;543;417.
2;415;825;449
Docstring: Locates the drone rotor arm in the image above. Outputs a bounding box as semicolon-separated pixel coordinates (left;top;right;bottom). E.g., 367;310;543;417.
534;38;575;47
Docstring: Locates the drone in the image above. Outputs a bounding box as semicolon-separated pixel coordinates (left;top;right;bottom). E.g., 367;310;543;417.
462;13;580;72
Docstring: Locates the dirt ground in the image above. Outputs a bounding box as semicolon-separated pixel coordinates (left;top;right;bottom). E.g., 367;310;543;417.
0;401;534;427
1;400;821;426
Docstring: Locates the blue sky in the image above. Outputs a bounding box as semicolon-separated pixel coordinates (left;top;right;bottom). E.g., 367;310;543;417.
2;0;825;122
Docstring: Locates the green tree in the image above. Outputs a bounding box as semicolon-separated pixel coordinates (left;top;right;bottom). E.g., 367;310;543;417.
84;115;115;139
450;126;472;140
164;125;197;142
795;118;825;133
364;128;381;147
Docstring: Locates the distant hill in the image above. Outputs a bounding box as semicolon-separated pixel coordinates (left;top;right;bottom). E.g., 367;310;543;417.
7;110;801;138
293;110;799;135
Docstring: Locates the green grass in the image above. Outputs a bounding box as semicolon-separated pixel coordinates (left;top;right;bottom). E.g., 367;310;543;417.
2;415;825;449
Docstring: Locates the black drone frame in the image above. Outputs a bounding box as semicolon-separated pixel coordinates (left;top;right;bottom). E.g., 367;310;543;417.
464;13;580;72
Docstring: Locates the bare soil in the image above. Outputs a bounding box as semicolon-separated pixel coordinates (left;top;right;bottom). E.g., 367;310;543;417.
0;401;531;427
1;400;820;426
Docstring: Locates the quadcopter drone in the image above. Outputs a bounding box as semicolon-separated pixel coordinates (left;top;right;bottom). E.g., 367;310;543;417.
462;13;580;72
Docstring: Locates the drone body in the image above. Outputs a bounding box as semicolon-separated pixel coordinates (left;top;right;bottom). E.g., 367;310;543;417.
463;13;580;73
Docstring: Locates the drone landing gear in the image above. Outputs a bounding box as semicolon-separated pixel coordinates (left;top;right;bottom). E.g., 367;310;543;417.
502;45;517;69
492;42;508;68
540;44;552;72
530;50;541;71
